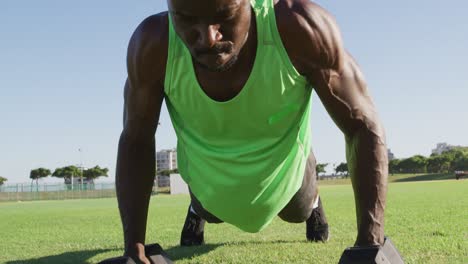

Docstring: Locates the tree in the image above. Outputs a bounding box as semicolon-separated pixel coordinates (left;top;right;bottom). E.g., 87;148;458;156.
447;149;468;171
52;165;81;184
389;148;468;175
335;162;348;177
398;155;428;173
427;155;451;173
83;166;109;181
30;168;51;186
0;176;7;186
452;152;468;171
316;163;328;176
388;159;401;175
428;148;468;172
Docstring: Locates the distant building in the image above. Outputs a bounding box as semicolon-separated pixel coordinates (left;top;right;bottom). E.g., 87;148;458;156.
155;175;170;187
387;149;395;160
63;166;94;185
431;143;462;155
64;177;94;185
170;174;189;195
156;148;178;172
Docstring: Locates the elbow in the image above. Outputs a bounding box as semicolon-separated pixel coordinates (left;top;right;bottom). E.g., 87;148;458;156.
119;127;154;149
345;113;387;148
345;118;389;179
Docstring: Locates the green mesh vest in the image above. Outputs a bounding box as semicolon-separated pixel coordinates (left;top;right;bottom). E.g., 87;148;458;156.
164;0;313;232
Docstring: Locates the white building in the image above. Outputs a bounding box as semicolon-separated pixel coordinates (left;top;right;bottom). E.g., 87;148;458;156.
387;149;395;160
431;143;460;155
64;177;94;185
156;148;178;172
170;174;189;195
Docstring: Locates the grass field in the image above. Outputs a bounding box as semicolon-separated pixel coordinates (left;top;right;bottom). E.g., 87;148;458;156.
318;173;457;186
1;179;467;264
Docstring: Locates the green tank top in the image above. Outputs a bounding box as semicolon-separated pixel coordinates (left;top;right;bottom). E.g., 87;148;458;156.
164;0;313;232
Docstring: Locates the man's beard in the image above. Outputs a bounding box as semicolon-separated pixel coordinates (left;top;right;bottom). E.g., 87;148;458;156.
193;41;238;72
193;54;239;72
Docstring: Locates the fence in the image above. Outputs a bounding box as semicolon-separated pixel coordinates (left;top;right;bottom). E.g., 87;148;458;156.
0;182;161;202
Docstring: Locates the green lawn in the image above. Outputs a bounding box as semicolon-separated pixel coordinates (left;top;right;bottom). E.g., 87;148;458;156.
318;173;457;186
0;179;467;264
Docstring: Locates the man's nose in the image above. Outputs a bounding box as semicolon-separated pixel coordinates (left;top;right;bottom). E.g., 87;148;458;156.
197;24;223;48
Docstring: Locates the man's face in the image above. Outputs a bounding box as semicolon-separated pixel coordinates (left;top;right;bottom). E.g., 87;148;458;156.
168;0;251;72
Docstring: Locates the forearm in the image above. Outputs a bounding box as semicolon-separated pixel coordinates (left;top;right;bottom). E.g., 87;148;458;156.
346;124;388;246
116;132;156;255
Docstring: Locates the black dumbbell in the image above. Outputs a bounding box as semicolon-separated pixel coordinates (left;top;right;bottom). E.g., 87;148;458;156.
339;237;404;264
99;244;173;264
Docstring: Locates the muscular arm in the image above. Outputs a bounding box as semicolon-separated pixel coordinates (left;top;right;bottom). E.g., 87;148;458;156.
313;54;388;246
276;0;388;246
116;13;168;258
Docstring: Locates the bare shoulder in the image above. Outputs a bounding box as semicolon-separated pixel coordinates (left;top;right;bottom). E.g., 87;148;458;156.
123;13;168;134
274;0;345;74
127;12;169;88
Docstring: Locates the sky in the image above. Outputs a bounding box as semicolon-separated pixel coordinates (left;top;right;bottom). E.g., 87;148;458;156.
1;0;467;184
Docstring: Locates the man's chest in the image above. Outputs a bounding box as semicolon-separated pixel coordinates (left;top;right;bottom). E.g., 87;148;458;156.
195;71;249;102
